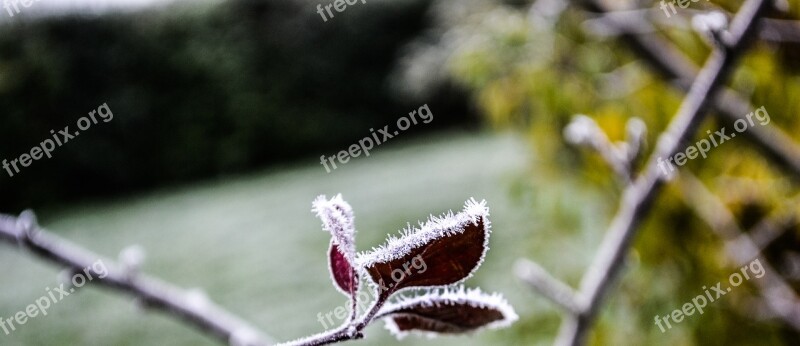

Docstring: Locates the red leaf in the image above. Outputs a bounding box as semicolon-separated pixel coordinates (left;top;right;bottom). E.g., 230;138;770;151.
357;199;490;298
329;241;359;297
379;287;517;338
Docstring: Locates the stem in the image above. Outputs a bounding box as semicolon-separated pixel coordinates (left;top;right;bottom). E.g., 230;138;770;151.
348;271;358;323
280;288;392;346
515;259;583;315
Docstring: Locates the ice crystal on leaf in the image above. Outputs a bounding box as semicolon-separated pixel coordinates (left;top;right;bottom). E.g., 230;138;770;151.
303;195;515;343
356;198;490;298
312;194;356;260
313;194;359;300
328;240;359;297
378;286;518;339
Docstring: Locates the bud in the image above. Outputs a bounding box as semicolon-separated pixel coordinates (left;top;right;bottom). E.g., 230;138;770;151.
312;194;356;262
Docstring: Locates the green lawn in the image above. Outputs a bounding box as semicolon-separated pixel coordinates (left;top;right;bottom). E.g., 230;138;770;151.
0;130;608;345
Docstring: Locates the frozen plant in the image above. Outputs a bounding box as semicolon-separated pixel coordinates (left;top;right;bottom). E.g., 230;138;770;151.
281;195;517;346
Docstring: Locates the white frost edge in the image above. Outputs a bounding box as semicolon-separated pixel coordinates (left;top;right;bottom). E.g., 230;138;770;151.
312;194;357;261
327;239;359;297
380;286;518;339
355;198;491;292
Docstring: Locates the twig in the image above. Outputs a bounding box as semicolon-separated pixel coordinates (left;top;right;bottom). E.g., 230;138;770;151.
275;290;391;346
563;115;634;183
583;8;800;43
552;0;772;344
747;213;797;251
576;1;800;180
677;172;800;330
514;259;583;315
0;212;273;346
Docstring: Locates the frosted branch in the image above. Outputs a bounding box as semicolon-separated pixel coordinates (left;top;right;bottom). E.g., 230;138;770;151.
578;0;800;180
582;8;800;43
550;0;773;344
564;115;634;184
514;259;583;315
0;211;273;346
677;173;800;330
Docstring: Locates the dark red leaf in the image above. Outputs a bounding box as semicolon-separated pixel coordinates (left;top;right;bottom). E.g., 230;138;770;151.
379;287;517;338
357;199;490;299
329;241;359;297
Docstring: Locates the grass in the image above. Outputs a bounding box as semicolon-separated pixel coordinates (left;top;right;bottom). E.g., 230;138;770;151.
0;130;611;345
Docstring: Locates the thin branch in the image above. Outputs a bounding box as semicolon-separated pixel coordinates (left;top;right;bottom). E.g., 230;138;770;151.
514;259;583;315
747;212;797;251
0;212;273;346
553;0;772;343
576;1;800;180
277;289;387;346
583;8;800;43
563;115;634;183
677;172;800;330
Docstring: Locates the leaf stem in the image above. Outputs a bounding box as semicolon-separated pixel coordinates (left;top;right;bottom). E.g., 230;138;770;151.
280;287;390;346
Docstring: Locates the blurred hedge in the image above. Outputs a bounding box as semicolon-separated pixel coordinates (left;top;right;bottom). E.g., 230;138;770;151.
396;0;800;344
0;0;477;211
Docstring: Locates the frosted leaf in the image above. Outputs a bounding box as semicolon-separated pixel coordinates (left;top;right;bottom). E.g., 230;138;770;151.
312;194;356;262
356;198;491;299
379;286;518;339
328;240;360;299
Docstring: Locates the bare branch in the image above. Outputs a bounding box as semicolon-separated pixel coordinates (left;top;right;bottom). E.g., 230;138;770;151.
747;212;797;251
677;173;800;330
552;0;773;343
583;8;800;43
515;259;583;315
564;114;634;183
0;212;273;346
576;1;800;179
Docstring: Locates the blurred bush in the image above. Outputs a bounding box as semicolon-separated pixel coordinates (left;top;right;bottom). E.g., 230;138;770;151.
395;0;800;344
0;0;477;211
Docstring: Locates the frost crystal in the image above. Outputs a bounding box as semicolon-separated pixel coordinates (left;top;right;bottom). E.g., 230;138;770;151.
328;241;359;296
312;194;356;261
356;198;491;285
380;286;518;339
